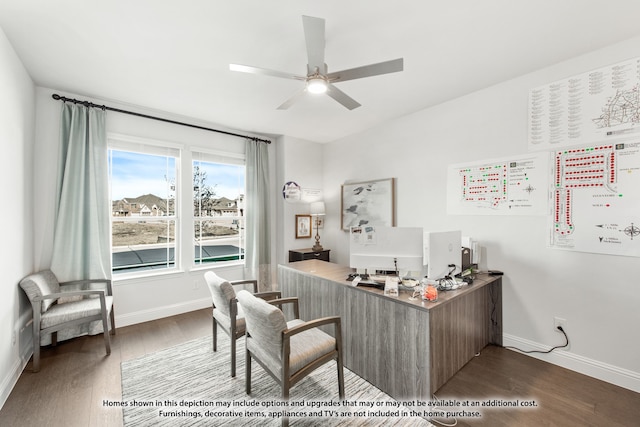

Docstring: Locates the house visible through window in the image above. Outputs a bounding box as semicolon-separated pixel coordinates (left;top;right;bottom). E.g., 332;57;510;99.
193;153;245;266
108;136;246;275
108;144;178;274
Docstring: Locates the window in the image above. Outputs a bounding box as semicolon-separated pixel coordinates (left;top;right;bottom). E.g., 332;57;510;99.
108;138;179;274
193;151;245;266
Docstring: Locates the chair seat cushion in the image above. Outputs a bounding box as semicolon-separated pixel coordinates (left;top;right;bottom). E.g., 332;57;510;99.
41;296;113;330
288;323;336;376
247;318;336;377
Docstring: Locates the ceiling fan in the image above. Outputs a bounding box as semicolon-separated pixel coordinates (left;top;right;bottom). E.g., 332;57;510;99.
229;15;404;110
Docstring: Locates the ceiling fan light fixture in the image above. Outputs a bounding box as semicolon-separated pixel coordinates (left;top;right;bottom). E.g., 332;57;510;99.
306;76;328;94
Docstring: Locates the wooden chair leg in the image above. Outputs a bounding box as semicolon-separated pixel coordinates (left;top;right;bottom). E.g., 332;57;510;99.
337;360;345;399
212;317;217;352
282;385;290;427
230;334;236;377
110;308;116;335
32;321;40;373
245;349;252;394
101;307;111;355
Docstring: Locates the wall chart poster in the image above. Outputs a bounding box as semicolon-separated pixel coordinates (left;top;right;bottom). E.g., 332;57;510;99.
549;141;640;256
529;57;640;151
447;152;548;215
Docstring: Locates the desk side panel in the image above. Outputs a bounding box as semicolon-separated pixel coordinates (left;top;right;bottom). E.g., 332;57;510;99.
278;266;344;335
429;284;492;393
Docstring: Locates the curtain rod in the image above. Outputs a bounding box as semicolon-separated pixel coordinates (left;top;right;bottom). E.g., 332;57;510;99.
51;94;271;144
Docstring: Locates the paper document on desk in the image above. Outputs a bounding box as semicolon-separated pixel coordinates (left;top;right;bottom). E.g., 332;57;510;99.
384;276;399;296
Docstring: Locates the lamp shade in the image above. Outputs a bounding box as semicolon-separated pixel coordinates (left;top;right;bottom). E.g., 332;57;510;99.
310;201;325;216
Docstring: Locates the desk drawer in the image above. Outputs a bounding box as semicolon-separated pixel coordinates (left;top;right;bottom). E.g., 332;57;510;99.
289;249;330;262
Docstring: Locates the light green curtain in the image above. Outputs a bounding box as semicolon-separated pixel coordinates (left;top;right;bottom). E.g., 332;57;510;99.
245;139;271;288
50;103;111;281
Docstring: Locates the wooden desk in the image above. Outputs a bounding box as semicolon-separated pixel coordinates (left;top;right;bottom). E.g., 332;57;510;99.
277;260;502;400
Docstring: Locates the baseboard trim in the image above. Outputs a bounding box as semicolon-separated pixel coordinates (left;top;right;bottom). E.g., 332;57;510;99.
115;298;211;328
503;333;640;393
0;340;32;410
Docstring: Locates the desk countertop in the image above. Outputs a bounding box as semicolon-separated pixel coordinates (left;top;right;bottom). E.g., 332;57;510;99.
281;259;500;312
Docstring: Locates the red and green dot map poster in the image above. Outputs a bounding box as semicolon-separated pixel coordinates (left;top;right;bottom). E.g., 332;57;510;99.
549;142;640;256
447;152;548;216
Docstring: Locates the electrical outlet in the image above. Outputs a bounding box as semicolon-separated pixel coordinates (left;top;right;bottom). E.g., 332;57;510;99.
554;317;567;331
11;331;16;346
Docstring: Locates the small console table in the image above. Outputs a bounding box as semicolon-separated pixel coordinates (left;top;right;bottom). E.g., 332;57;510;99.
288;248;331;263
278;260;502;400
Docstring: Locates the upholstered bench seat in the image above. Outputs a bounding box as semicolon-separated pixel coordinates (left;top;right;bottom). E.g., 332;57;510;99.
41;296;114;329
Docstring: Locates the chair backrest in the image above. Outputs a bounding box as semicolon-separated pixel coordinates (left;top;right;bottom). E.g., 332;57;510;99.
19;270;61;313
237;290;287;361
204;271;237;317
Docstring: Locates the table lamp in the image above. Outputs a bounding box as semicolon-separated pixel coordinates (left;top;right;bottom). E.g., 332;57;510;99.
310;201;326;251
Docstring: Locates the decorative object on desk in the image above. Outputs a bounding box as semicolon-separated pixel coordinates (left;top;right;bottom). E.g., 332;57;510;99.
295;214;312;238
341;178;395;231
310;201;326;251
423;283;438;302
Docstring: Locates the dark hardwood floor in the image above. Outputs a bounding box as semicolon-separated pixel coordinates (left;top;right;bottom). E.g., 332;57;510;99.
435;345;640;427
0;308;212;427
1;308;638;427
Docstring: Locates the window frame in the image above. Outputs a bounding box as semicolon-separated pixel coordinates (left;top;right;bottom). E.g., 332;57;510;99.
108;134;182;277
191;147;247;269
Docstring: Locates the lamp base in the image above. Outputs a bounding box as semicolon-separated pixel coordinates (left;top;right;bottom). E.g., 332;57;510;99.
312;243;324;252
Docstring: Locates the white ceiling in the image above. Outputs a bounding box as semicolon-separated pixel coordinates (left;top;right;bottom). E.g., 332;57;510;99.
2;0;640;143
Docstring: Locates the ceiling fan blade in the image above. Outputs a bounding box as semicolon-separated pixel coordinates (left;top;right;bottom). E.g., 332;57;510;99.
229;64;306;81
277;88;307;110
302;15;325;73
326;58;404;83
326;84;361;110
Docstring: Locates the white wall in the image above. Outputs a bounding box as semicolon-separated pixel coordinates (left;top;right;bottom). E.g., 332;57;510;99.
321;36;640;392
32;87;278;328
0;27;35;407
275;135;325;265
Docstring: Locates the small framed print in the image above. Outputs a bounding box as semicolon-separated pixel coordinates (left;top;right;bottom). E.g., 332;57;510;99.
295;214;312;239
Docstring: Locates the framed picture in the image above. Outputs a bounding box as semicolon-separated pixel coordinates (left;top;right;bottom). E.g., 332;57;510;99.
295;214;312;238
341;178;395;231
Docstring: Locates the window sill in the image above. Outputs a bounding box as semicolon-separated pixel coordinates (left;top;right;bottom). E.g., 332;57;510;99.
190;261;245;273
113;262;246;286
113;268;186;286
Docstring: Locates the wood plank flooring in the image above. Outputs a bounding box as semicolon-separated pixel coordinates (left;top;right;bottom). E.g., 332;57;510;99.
1;308;638;427
435;345;640;427
0;309;211;427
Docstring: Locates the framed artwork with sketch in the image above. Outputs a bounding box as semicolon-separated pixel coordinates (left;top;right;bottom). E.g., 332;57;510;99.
295;214;312;238
341;178;395;231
